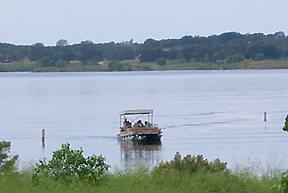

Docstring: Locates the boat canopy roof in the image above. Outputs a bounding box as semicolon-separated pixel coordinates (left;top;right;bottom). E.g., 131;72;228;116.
120;109;153;116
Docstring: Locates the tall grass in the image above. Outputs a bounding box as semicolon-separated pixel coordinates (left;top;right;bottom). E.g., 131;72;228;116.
0;169;278;193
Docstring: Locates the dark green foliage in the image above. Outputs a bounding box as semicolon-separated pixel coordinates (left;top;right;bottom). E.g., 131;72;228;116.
0;31;288;70
108;61;123;71
156;58;167;65
32;144;109;184
283;115;288;132
274;171;288;193
56;39;68;47
154;152;228;174
280;171;288;193
0;141;18;174
254;53;265;60
225;54;245;63
283;120;288;132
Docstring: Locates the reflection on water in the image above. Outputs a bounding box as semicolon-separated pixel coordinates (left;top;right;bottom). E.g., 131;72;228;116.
120;141;162;170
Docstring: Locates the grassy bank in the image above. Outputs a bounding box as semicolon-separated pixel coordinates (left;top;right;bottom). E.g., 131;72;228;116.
0;170;278;193
1;59;288;72
0;143;282;193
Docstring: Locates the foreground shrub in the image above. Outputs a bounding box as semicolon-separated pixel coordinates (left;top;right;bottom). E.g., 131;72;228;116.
0;141;18;175
274;171;288;193
32;144;109;184
154;152;228;174
283;120;288;132
283;114;288;132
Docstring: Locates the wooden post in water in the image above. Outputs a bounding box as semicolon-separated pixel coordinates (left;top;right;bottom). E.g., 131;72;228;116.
264;112;267;122
41;128;46;149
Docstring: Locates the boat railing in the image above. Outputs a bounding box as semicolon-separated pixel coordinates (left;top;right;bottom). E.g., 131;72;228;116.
120;126;161;134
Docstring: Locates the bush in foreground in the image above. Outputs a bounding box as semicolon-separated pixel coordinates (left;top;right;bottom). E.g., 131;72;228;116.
32;144;109;184
0;141;18;175
283;120;288;132
154;152;228;174
274;171;288;193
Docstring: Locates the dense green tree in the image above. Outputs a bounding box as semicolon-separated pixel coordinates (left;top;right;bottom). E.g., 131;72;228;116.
0;141;18;174
157;58;167;65
80;40;94;45
33;43;45;47
56;39;68;47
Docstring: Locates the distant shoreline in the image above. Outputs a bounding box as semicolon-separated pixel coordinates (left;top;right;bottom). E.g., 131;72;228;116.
1;59;288;72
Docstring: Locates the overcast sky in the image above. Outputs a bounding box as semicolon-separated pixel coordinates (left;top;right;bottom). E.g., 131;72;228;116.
1;0;287;45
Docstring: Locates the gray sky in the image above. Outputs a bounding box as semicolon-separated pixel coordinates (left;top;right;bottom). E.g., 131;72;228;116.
1;0;287;45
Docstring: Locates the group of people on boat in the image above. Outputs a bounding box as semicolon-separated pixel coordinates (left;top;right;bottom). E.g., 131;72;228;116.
123;119;152;129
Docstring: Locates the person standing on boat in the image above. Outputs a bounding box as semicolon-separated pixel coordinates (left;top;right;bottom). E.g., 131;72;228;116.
136;120;144;127
123;118;129;129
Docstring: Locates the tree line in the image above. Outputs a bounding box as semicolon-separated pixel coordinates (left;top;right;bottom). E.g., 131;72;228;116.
0;32;287;67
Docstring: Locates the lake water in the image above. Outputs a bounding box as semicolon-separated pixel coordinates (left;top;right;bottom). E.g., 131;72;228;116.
0;70;288;171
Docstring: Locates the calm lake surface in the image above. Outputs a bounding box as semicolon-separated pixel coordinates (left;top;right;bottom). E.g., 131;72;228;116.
0;70;288;171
